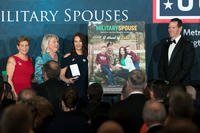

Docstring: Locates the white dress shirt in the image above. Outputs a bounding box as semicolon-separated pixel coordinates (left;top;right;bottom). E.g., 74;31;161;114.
168;35;181;62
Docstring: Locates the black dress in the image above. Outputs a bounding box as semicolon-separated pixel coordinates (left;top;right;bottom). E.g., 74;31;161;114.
61;54;88;99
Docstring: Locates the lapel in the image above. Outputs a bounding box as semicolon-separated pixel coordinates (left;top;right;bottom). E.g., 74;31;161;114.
168;37;182;65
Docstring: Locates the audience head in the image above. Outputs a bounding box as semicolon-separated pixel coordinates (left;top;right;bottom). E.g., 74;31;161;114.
17;88;36;103
143;100;166;126
87;83;103;102
71;32;88;56
169;89;194;119
41;34;59;54
97;120;124;133
43;60;60;80
0;104;33;133
61;87;79;111
149;80;169;101
126;69;146;93
161;119;199;133
22;96;53;130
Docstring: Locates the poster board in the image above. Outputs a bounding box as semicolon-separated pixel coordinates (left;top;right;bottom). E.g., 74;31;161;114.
88;21;145;89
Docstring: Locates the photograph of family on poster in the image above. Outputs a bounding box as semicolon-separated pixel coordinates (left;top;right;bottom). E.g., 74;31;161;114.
88;21;145;88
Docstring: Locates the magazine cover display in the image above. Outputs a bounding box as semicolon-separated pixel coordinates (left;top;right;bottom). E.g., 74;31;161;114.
88;21;145;88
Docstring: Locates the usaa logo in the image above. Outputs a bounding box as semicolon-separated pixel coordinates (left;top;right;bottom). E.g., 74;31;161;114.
153;0;200;23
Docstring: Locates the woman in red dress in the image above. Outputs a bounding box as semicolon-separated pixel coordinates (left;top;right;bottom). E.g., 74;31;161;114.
6;36;34;98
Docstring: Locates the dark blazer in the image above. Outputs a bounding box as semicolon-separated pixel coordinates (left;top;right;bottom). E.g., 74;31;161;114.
109;93;147;133
158;36;195;85
34;78;68;114
45;110;91;133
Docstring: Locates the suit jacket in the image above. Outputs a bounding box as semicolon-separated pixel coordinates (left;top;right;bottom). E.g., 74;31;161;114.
109;93;147;133
158;36;195;85
45;110;91;133
34;78;68;114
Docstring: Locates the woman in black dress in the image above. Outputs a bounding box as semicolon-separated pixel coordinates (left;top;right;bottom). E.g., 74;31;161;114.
60;33;88;100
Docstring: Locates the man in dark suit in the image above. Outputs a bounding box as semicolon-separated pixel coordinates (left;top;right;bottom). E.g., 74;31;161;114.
158;18;195;85
34;60;68;114
109;69;147;133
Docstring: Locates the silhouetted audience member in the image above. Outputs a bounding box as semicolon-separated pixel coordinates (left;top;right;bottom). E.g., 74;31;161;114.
34;60;68;114
109;69;147;133
143;100;166;133
17;88;36;103
82;83;110;132
149;80;169;102
22;96;54;133
97;120;124;133
148;79;170;111
46;88;91;133
165;89;195;126
160;119;199;133
0;104;33;133
0;81;16;117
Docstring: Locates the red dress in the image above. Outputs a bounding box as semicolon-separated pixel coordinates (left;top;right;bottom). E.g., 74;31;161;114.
12;56;34;94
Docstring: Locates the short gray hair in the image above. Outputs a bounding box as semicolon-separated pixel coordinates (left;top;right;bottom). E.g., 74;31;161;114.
143;100;166;125
127;69;146;90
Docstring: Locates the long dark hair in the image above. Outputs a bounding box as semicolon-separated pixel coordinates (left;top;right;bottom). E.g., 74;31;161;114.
119;46;128;61
71;32;88;56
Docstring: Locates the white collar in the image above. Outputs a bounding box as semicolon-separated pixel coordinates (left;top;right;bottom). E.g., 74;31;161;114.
129;91;143;96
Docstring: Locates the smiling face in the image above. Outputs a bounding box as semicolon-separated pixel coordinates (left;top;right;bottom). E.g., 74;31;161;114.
17;41;29;55
120;47;125;56
48;37;59;53
168;21;182;40
126;46;131;54
74;36;83;51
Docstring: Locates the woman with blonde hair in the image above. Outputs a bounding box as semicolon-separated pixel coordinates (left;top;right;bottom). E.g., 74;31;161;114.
34;34;60;84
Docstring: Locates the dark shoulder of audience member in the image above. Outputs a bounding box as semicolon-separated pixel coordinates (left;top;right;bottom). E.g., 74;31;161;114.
109;70;147;133
160;119;199;133
0;104;33;133
83;83;111;133
168;89;194;119
21;96;54;133
46;87;91;133
33;60;68;114
0;81;16;117
143;100;166;133
148;80;170;110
